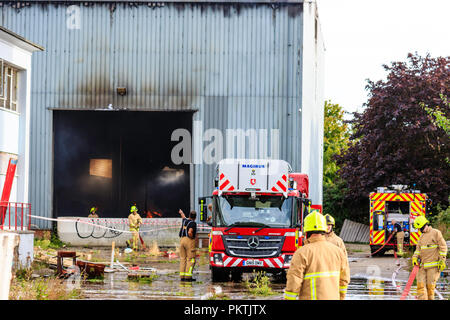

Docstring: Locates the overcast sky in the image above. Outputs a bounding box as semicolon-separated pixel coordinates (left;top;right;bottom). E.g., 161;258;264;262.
316;0;450;116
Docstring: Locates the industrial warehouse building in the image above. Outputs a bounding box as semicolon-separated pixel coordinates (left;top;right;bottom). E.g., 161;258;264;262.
0;0;325;229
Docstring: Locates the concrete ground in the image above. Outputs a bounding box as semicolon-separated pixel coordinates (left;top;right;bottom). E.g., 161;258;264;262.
31;242;448;300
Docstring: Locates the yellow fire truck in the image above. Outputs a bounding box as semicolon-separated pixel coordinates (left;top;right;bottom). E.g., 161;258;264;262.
369;185;431;256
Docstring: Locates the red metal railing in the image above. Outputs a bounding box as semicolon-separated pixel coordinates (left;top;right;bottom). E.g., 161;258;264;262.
0;201;31;231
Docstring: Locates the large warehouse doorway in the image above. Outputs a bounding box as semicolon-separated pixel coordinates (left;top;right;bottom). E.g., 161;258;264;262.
53;111;192;218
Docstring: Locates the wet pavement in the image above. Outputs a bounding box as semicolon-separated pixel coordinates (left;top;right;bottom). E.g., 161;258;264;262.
68;250;449;300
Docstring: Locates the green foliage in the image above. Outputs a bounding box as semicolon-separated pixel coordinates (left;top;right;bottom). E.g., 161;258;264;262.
421;94;450;165
421;94;450;136
428;196;450;239
323;101;351;187
322;101;354;228
244;272;276;296
49;232;66;249
323;181;350;232
35;232;66;250
127;273;158;284
337;54;450;210
9;277;82;300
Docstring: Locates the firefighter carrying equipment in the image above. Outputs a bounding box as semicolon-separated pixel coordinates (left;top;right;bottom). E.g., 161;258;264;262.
413;216;429;230
324;214;335;227
284;234;350;300
304;211;328;233
128;211;143;251
412;226;447;300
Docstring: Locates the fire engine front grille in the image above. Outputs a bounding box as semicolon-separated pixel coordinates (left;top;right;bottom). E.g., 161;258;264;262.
222;235;284;258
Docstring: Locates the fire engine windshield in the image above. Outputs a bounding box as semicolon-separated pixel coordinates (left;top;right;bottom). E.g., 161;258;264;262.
215;195;293;228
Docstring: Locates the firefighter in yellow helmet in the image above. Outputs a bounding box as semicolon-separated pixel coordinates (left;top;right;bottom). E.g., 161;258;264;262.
324;214;347;256
284;211;350;300
127;205;143;251
412;216;447;300
88;206;99;218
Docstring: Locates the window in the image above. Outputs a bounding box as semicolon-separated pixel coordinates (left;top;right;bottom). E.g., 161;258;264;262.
0;63;19;112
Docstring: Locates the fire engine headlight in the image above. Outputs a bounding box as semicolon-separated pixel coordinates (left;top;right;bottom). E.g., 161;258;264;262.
214;253;223;265
283;255;293;266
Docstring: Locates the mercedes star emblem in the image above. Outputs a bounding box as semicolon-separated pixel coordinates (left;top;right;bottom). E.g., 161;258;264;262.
247;236;259;248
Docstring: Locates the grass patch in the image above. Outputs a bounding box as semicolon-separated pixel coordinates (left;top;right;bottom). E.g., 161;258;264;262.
127;273;159;284
244;271;277;297
208;293;230;300
9;277;82;300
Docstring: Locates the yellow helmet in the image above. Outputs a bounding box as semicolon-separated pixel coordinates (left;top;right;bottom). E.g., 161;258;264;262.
324;214;335;227
130;205;138;213
90;207;97;213
304;211;328;233
413;216;429;230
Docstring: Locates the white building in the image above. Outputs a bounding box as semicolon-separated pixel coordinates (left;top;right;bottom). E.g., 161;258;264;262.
0;27;43;205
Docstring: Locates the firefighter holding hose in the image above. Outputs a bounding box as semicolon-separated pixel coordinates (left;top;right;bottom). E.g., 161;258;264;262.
284;211;350;300
412;216;447;300
127;205;143;251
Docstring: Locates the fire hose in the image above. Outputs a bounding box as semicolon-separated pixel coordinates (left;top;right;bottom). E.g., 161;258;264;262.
369;231;395;257
400;265;419;300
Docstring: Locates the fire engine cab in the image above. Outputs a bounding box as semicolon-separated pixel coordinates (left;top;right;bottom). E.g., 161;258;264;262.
198;159;312;281
369;185;431;256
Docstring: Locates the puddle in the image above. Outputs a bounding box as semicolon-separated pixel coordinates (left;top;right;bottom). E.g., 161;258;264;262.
73;269;449;300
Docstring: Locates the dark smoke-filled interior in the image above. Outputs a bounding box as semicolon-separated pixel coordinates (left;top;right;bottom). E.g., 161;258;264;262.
53;111;192;218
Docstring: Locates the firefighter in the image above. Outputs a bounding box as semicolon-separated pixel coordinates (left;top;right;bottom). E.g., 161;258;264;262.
206;203;213;226
412;216;447;300
178;209;197;281
324;214;347;256
391;219;405;256
127;205;143;251
284;211;350;300
88;207;99;218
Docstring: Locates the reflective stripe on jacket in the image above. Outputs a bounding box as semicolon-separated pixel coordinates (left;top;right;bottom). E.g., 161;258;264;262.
413;227;447;269
284;235;350;300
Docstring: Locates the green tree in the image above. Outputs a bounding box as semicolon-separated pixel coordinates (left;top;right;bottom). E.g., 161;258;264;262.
322;101;353;229
323;101;350;186
337;53;450;219
421;93;450;136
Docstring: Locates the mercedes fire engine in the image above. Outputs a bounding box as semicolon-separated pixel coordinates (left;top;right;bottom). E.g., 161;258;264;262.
369;185;431;256
198;159;312;281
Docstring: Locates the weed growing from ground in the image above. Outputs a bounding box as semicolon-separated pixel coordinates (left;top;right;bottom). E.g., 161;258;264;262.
244;271;277;296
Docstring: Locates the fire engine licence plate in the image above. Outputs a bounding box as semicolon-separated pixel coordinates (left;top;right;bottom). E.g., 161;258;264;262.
243;260;263;267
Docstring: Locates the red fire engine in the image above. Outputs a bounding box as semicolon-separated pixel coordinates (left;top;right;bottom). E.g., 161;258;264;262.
198;159;312;281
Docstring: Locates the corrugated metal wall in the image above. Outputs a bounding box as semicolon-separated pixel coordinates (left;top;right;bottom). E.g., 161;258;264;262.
0;2;310;228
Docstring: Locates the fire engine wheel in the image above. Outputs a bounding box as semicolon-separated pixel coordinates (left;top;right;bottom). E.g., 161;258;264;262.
211;267;230;282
